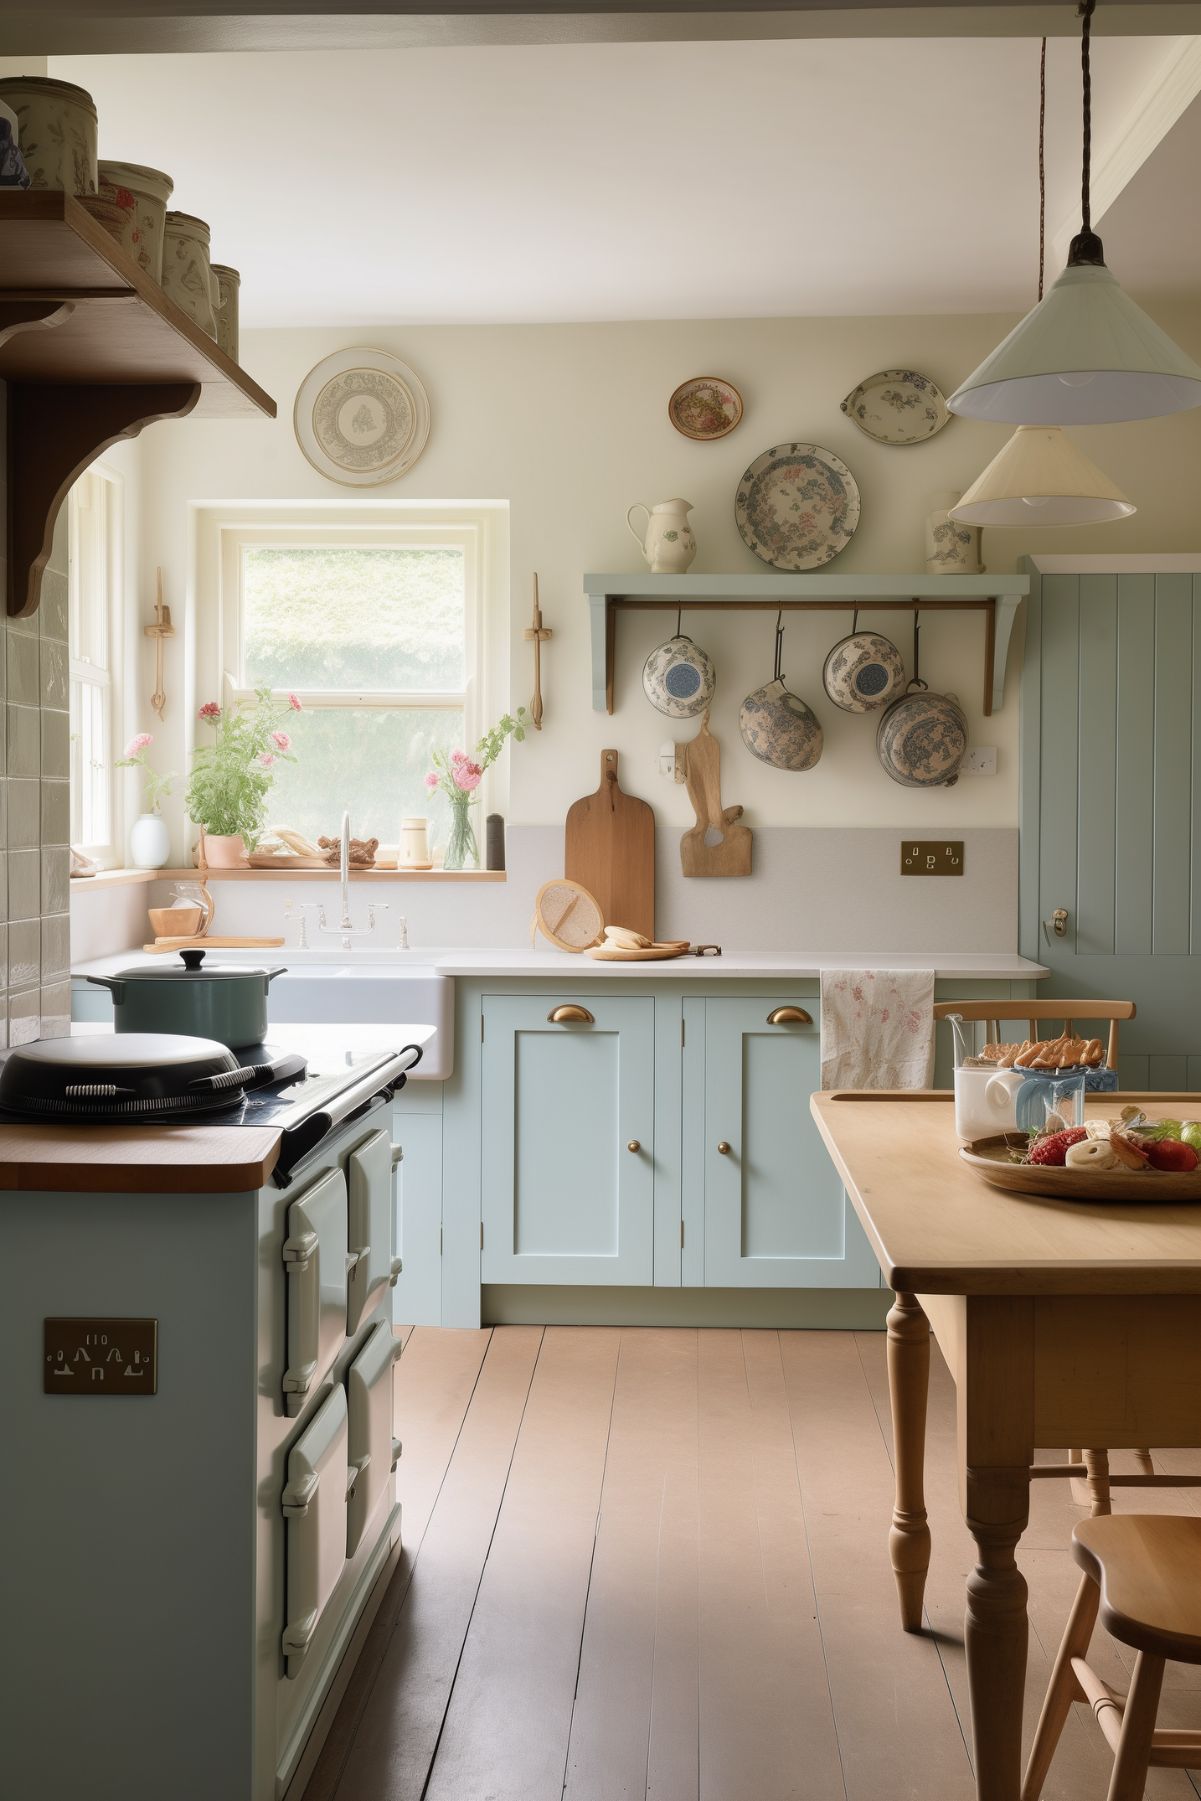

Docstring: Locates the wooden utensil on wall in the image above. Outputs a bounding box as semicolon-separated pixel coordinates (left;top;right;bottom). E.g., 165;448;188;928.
679;713;752;877
564;748;655;939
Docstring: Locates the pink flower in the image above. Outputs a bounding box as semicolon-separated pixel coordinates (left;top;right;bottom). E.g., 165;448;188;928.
424;772;439;788
124;732;153;756
453;760;483;792
450;749;466;765
288;693;303;711
271;730;291;752
258;752;276;767
198;701;221;721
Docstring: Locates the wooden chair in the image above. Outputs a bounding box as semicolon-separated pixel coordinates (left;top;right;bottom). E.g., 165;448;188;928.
1022;1515;1201;1801
934;999;1201;1516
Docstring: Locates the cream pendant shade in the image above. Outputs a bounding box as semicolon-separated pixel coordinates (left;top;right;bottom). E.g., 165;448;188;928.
948;261;1201;425
950;427;1135;527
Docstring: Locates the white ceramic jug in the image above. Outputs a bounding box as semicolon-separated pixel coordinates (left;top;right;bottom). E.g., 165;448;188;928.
626;498;697;574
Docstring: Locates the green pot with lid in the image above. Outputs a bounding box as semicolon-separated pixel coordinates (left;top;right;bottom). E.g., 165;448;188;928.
86;949;286;1048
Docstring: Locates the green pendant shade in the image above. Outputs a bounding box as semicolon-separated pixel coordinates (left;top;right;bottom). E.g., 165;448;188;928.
948;254;1201;425
950;426;1135;527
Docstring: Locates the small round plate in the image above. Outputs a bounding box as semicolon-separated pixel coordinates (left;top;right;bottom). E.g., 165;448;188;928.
840;369;949;447
668;375;743;442
735;443;860;572
294;347;431;487
960;1133;1201;1203
642;634;716;718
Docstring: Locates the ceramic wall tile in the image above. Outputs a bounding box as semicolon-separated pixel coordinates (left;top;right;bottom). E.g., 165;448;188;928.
7;779;39;850
41;845;69;917
40;978;71;1036
8;849;38;922
41;912;69;982
38;568;69;642
40;639;68;710
0;1000;9;1051
40;779;69;847
7;984;40;1045
7;704;40;778
0;924;7;989
7;918;39;990
6;629;39;705
40;707;69;780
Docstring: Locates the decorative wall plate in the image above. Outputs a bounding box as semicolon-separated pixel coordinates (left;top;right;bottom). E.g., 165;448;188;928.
642;633;716;718
822;629;906;713
668;375;743;442
294;348;431;487
840;369;949;446
735;443;861;571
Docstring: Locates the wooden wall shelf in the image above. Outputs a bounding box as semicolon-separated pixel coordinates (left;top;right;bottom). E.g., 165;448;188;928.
584;571;1029;718
0;192;276;617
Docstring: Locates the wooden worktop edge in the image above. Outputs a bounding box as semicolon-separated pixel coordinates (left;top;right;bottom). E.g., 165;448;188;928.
0;1124;282;1192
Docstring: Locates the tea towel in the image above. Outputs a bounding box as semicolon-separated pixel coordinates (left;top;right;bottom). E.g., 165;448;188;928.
819;968;935;1090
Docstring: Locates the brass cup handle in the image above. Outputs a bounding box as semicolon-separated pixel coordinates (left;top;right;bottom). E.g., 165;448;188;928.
766;1006;812;1026
627;1140;641;1154
717;1140;732;1155
547;1004;594;1025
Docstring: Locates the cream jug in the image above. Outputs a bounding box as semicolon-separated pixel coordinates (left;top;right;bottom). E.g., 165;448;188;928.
626;498;697;574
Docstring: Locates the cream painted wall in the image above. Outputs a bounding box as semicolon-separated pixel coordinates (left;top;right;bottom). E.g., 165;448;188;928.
130;309;1201;853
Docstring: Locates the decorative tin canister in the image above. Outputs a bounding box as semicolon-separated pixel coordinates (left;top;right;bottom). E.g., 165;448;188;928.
97;161;174;279
0;77;97;193
162;210;216;335
211;263;241;360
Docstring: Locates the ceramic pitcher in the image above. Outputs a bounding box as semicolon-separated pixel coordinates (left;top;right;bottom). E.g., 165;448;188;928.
626;499;697;574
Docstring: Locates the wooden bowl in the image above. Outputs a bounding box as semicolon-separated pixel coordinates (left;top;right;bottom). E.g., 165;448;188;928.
148;904;203;939
959;1133;1201;1203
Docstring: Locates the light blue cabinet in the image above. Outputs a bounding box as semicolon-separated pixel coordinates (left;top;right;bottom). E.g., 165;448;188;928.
390;1107;443;1327
480;994;655;1285
696;998;878;1288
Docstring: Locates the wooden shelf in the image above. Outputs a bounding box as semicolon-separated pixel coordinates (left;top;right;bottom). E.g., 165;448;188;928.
69;868;160;891
0;192;276;618
584;571;1029;718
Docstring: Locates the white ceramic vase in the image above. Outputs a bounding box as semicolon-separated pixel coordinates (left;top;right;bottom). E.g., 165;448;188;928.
925;491;982;575
627;499;697;573
129;811;171;870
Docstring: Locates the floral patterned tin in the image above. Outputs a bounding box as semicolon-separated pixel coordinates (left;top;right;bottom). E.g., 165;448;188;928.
211;263;240;361
162;210;216;335
642;634;716;718
0;77;97;194
98;161;174;280
735;444;860;572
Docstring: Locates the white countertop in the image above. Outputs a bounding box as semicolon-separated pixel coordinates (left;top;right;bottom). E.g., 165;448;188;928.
73;947;1048;982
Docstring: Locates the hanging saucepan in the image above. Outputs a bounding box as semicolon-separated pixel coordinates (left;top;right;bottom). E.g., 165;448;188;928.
822;609;906;713
876;614;967;788
739;612;822;771
642;610;716;718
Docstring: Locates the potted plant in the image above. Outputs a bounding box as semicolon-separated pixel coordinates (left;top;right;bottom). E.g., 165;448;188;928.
185;689;300;867
425;708;527;870
116;732;176;869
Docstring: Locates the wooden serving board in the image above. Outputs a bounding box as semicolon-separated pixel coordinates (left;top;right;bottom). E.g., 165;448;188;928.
564;749;655;939
960;1133;1201;1203
143;934;286;952
584;942;689;962
679;717;751;877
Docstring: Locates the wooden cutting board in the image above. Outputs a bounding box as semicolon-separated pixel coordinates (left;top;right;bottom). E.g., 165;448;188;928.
564;749;655;940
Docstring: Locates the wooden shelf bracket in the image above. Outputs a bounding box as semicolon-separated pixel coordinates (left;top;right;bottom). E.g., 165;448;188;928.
4;379;200;618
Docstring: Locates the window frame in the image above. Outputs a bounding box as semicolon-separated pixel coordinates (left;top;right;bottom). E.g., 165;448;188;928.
68;464;124;866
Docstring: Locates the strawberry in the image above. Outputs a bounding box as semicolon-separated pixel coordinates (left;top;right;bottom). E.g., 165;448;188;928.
1025;1127;1088;1167
1144;1138;1200;1173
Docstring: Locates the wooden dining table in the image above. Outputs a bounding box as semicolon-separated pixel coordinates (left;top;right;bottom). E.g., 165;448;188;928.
811;1090;1201;1801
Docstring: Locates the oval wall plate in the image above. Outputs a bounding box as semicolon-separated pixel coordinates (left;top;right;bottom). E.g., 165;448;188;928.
840;369;949;446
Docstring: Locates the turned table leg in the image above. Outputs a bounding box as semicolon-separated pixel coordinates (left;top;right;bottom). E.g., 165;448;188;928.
964;1470;1031;1801
887;1291;932;1631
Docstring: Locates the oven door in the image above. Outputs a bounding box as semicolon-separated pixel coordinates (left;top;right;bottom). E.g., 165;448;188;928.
280;1384;351;1677
282;1166;350;1417
346;1319;402;1557
346;1129;403;1336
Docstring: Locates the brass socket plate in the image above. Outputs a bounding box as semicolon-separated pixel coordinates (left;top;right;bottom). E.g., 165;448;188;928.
900;840;964;876
44;1318;158;1394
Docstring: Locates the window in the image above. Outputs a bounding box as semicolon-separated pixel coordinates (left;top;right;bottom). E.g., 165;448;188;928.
220;520;485;846
69;468;123;861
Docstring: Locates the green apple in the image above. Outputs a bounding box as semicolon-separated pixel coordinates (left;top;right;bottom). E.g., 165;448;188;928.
1182;1122;1201;1155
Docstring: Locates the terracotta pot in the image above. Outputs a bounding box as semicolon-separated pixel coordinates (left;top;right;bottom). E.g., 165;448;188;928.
97;160;174;279
162;210;216;335
0;76;97;193
201;832;247;868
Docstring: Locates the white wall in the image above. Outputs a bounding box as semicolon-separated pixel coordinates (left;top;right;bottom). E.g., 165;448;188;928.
130;309;1201;857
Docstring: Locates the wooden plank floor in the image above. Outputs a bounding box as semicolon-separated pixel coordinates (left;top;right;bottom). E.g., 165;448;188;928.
306;1326;1201;1801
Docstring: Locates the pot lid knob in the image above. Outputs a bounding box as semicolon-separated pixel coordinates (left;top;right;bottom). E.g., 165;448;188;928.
180;949;206;971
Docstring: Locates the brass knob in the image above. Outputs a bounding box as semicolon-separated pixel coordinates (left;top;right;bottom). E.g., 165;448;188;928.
547;1004;594;1025
717;1140;731;1155
627;1140;641;1154
767;1006;812;1026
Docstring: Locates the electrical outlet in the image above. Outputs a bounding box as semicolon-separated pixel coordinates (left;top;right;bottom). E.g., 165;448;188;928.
962;746;998;777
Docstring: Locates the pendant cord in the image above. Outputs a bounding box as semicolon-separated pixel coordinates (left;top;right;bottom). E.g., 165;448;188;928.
1079;0;1095;232
1038;35;1047;300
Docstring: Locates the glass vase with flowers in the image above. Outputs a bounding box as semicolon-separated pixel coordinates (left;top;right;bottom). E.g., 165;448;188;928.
426;709;527;870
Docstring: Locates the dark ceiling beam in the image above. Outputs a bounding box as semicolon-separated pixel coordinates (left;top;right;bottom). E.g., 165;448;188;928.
5;3;1200;55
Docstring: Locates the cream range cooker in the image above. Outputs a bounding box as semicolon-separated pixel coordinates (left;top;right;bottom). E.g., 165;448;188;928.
0;1029;426;1801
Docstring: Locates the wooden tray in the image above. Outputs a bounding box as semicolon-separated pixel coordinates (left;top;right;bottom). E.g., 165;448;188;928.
959;1133;1201;1203
584;942;690;962
247;852;329;869
143;934;286;952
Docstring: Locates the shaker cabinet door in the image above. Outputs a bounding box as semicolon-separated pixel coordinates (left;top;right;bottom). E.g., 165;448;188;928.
347;1129;401;1335
280;1383;350;1677
702;998;877;1288
480;995;655;1285
282;1167;350;1415
346;1319;401;1557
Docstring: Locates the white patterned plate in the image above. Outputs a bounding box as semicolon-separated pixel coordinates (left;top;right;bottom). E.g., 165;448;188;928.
294;348;431;487
840;369;949;447
735;443;861;572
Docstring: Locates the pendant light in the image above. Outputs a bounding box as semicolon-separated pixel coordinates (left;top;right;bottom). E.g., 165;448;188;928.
949;0;1201;425
951;40;1135;528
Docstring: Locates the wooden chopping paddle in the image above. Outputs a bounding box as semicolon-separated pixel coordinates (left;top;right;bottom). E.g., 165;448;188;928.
565;749;655;940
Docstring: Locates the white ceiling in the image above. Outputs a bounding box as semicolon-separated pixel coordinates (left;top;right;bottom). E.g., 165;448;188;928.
55;36;1195;325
